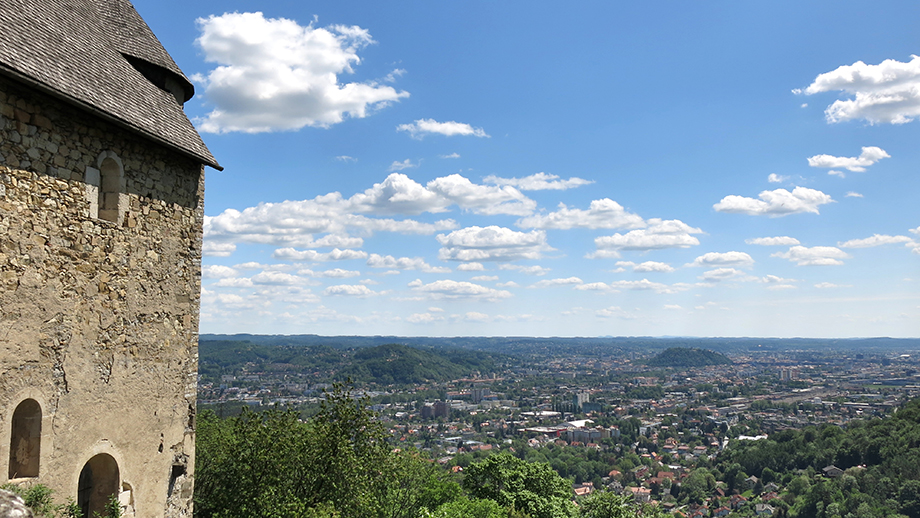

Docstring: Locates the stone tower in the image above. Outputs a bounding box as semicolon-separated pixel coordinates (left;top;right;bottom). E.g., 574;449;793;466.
0;1;219;516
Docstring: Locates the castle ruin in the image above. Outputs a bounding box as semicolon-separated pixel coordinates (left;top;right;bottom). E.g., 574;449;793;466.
0;1;219;516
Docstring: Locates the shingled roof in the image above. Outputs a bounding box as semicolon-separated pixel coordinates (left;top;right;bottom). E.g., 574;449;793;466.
0;0;220;169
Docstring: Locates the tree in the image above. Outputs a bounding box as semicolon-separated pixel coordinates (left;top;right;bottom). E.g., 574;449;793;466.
462;453;578;518
579;492;635;518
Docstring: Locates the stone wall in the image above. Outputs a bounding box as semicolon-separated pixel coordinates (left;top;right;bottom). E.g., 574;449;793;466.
0;73;202;518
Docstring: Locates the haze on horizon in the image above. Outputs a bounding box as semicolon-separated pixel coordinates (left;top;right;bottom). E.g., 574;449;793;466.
134;1;920;339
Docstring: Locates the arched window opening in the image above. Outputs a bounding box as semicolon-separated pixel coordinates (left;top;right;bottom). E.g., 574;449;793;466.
77;454;119;518
98;157;122;223
8;399;41;478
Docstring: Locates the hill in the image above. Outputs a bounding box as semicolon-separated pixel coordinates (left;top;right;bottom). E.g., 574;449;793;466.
644;347;733;367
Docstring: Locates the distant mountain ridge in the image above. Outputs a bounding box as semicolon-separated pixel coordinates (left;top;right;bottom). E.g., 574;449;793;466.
644;347;733;367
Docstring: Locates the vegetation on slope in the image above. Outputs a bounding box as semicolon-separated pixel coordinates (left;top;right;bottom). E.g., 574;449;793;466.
643;347;733;368
198;341;502;385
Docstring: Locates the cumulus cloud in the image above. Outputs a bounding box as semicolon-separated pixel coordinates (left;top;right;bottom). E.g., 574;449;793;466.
336;155;357;163
713;187;833;217
471;275;499;282
596;306;637;319
838;234;912;248
746;236;800;246
772;246;849;266
273;248;369;262
193;12;408;133
407;279;512;300
689;251;755;268
591;219;702;256
807;146;890;172
499;264;551;276
440;153;460;159
388;159;418;172
366;254;450;273
530;277;583;288
767;174;788;183
437;226;553;262
323;284;379;297
616;261;675;273
574;279;687;294
457;262;485;271
202;265;239;279
699;268;750;282
396;119;489;139
427;175;536;216
845;192;864;198
406;312;444;324
800;55;920;124
517;198;645;230
251;271;308;285
203;241;237;257
483;172;594;191
319;268;361;278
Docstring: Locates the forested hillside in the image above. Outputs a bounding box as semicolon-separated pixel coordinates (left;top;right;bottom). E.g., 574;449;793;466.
644;348;733;367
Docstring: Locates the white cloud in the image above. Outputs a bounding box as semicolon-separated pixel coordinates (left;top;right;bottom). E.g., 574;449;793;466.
388;159;418;172
203;241;237;257
457;262;485;271
829;170;846;178
699;268;748;282
838;234;912;248
746;236;800;246
335;155;357;163
483;172;594;191
807;146;890;172
427;174;536;216
472;275;499;282
815;282;850;289
596;306;637;319
406;312;444;324
801;55;920;124
202;265;239;279
408;279;512;300
194;12;408;133
213;277;255;288
845;192;864;198
664;304;682;310
366;254;450;273
498;264;552;276
319;268;361;278
273;248;369;262
462;312;492;322
530;277;583;288
440;153;461;159
713;187;833;217
574;279;686;294
251;271;307;285
397;119;489;139
616;261;675;273
323;284;379;297
517;198;645;230
762;275;798;284
496;281;520;288
689;251;755;268
437;226;553;262
591;219;702;256
767;174;788;183
772;246;849;266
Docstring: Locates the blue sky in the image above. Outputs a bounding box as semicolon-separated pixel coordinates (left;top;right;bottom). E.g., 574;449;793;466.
133;1;920;337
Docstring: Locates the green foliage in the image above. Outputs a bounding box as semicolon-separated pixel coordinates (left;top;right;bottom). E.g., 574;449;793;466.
199;341;501;385
425;498;506;518
1;483;82;518
644;348;732;368
462;453;577;518
579;492;636;518
94;495;121;518
196;383;463;518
